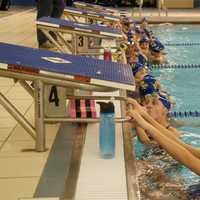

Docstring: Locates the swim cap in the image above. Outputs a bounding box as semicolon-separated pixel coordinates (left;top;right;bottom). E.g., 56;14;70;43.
139;81;157;97
139;37;149;45
159;94;171;110
132;62;144;76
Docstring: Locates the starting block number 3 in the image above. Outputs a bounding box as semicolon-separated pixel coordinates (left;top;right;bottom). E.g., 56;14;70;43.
78;36;84;47
45;85;67;117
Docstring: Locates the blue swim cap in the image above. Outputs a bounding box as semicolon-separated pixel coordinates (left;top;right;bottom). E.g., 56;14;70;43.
159;94;171;110
127;29;136;44
139;37;149;44
143;74;157;85
154;39;165;50
144;28;153;38
139;82;157;97
151;46;161;53
138;53;148;66
131;62;144;76
139;81;172;110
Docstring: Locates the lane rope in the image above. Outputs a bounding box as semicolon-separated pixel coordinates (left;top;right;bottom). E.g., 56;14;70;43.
152;63;200;69
169;111;200;118
164;42;200;46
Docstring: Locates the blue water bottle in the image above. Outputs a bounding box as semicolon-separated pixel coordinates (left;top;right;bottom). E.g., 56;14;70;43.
97;102;115;159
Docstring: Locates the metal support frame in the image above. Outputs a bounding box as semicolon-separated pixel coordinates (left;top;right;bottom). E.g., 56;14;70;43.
65;14;79;23
63;11;120;25
44;117;129;123
73;3;116;15
34;79;46;152
42;30;69;53
0;68;129;152
73;33;77;55
37;25;121;55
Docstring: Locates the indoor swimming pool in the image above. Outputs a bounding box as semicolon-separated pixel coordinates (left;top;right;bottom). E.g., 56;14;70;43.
134;24;200;198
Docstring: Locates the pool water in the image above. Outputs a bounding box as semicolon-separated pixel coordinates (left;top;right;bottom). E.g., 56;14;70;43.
135;25;200;189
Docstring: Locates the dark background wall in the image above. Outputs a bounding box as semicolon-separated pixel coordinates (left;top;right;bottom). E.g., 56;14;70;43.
11;0;36;6
194;0;200;7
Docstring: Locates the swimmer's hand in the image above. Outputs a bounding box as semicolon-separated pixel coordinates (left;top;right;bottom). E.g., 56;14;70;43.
127;98;147;116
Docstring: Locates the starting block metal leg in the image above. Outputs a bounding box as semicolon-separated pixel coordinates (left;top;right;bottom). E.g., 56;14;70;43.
73;33;78;55
41;30;68;53
34;80;46;152
56;32;73;53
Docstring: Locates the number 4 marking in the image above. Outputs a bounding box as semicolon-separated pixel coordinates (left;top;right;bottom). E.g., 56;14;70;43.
49;86;59;106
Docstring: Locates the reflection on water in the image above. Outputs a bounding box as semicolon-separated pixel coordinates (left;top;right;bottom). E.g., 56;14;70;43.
134;136;200;200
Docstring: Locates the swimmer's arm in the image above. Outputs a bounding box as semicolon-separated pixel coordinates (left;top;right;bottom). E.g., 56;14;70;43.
128;110;200;176
136;126;157;145
167;126;182;137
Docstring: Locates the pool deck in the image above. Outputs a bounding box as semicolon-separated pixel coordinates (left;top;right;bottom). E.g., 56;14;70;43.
0;5;200;200
125;7;200;23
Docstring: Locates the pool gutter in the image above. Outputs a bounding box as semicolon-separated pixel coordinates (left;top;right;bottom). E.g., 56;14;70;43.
120;90;141;200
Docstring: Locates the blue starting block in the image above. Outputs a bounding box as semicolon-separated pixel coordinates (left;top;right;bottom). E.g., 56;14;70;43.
73;1;117;15
0;42;135;151
64;6;120;24
36;17;123;55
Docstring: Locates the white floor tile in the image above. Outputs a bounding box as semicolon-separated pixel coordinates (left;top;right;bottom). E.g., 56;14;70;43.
0;140;54;158
0;127;13;141
0;177;39;200
6;85;33;100
0;78;14;86
0;156;47;177
0;86;12;94
8;124;59;142
0;117;17;128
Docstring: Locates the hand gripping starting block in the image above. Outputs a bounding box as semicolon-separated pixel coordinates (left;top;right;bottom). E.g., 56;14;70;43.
63;6;120;24
73;1;117;15
0;42;135;152
36;17;123;56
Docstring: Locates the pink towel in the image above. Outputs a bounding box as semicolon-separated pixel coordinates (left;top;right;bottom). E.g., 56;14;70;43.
80;99;87;118
69;99;76;118
90;99;97;118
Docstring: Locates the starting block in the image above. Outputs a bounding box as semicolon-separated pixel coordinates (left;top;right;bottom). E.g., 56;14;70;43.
36;17;123;56
73;1;117;15
0;42;134;151
63;6;120;24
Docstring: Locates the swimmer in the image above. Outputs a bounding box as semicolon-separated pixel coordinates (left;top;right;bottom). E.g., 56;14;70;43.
127;97;200;175
149;46;167;64
139;37;150;57
132;62;148;83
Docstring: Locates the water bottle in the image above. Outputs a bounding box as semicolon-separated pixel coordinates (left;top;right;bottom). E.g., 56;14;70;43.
104;48;112;61
97;102;115;159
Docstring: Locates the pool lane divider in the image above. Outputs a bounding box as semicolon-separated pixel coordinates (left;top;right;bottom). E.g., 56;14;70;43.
169;111;200;118
152;63;200;69
164;42;200;46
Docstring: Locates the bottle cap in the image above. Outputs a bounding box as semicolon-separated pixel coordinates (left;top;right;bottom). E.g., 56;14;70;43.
97;102;115;113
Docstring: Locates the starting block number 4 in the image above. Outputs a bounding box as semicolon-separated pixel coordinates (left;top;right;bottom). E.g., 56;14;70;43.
44;85;67;117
